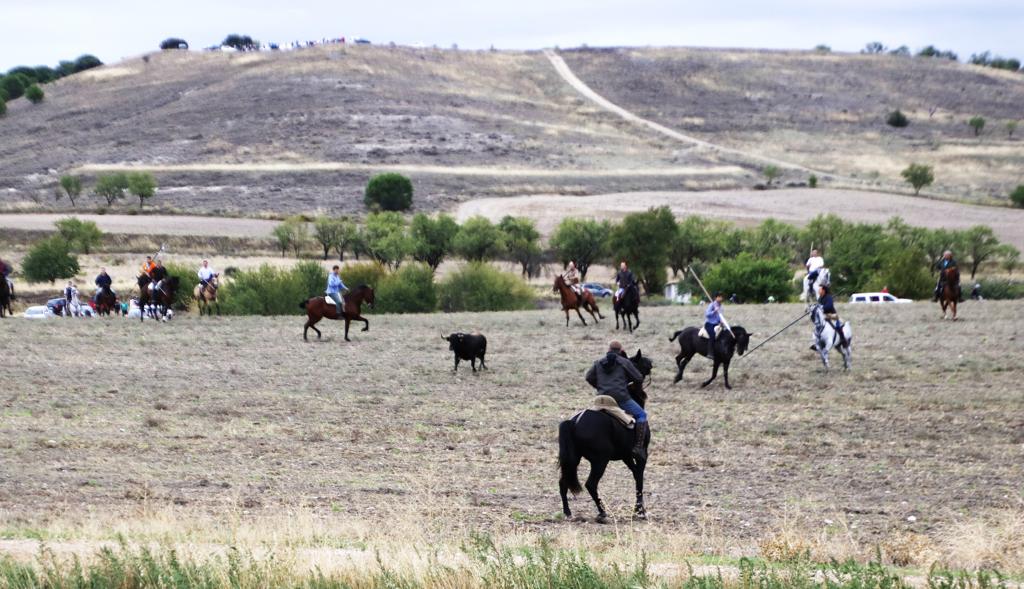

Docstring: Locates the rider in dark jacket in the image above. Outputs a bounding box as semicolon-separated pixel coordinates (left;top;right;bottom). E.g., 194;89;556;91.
817;285;847;347
94;268;114;302
585;341;648;461
614;262;636;300
934;251;961;302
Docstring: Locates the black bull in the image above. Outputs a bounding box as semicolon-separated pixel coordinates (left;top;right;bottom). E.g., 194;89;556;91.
442;333;487;372
669;325;751;389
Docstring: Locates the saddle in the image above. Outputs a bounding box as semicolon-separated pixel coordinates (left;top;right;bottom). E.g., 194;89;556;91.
697;324;724;339
573;395;635;429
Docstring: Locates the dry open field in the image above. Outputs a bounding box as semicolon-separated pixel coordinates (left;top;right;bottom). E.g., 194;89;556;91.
2;302;1022;573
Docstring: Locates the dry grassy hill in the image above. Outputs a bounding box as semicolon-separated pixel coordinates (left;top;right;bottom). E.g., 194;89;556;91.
1;45;1022;216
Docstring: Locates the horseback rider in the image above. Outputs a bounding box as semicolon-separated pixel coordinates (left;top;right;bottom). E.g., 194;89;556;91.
0;257;13;298
140;255;157;279
585;340;648;462
63;281;81;316
562;261;583;297
614;261;636;300
94;267;114;302
704;291;725;357
816;284;848;348
326;265;348;316
806;248;825;286
934;251;962;302
150;259;168;297
197;259;217;293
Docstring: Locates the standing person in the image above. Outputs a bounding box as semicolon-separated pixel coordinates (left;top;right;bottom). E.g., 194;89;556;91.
326;265;348;317
585;341;648;461
615;261;635;299
0;258;13;299
562;261;583;297
94;267;113;301
704;291;725;357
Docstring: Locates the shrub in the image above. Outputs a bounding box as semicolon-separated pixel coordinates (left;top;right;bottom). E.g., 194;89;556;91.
828;223;897;293
808;174;818;188
438;262;534;312
374;263;437;314
889;45;911;56
968;116;986;136
24;84;43;104
813;44;831;54
21;237;79;284
453;216;505;262
549;218;611;280
410;213;458;271
1011;185;1024;208
0;97;5;117
94;173;129;205
862;42;886;54
610;206;677;294
976;279;1024;300
704;254;792;303
54;217;103;254
163;262;199;310
340;262;387;290
220;262;322;315
1008;120;1018;138
58;175;82;206
886;110;909;128
900;163;934;195
763;165;781;185
363;212;411;269
160;38;189;50
866;248;933;299
222;34;257;51
1;74;27;100
126;172;157;208
364;173;413;211
73;55;103;72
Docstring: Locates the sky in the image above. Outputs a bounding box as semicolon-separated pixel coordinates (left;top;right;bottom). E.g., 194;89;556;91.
2;0;1023;72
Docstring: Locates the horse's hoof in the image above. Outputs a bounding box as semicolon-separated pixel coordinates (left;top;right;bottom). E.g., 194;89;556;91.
595;514;609;524
633;512;648;521
672;376;681;384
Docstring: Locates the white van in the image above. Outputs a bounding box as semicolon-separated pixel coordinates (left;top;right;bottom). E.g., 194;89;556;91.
849;292;912;304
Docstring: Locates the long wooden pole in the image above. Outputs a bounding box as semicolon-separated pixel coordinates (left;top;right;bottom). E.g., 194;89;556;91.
687;266;733;337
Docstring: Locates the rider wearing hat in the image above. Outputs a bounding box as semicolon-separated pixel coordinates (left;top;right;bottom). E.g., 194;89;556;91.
585;340;648;461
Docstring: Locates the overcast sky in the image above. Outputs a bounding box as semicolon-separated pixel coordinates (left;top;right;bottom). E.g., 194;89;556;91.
3;0;1023;72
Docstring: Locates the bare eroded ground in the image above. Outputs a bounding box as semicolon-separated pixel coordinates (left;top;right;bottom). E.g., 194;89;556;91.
1;303;1021;567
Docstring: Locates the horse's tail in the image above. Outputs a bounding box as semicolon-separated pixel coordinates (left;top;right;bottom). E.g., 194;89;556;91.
668;329;683;342
298;300;308;310
558;419;582;495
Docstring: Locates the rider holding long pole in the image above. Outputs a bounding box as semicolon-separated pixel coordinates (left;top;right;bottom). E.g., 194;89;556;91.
704;292;725;357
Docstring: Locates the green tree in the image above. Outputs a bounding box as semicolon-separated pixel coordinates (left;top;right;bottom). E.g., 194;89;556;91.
921;228;961;275
549;218;611;280
886;110;909;128
453;216;505;262
374;263;438;314
58;175;83;207
808;174;818;188
73;55;103;72
1000;245;1020;275
867;247;933;299
799;213;848;255
827;223;898;293
312;216;343;260
410;213;459;271
54;217;103;254
334;218;359;261
669;215;727;277
900;163;934;195
1010;185;1024;208
704;254;792;303
94;173;129;206
968;116;986;136
763;165;781;186
744;218;801;262
363;211;412;270
21;237;80;284
1;74;27;100
498;216;541;277
364;173;413;211
24;84;44;104
960;225;1002;279
222;34;257;51
126;172;157;208
270;216;309;258
609;206;677;294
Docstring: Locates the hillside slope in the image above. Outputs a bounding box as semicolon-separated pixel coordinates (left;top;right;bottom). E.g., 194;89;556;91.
1;45;1022;216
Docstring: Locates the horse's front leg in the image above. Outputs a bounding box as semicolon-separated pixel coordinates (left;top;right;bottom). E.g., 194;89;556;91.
701;360;720;388
673;354;692;384
632;312;640;330
575;307;587;326
565;309;570;327
722;358;732;390
584;459;609;523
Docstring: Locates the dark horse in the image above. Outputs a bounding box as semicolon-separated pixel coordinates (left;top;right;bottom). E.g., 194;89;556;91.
558;349;652;523
939;267;960;320
0;278;10;318
553;275;603;327
300;285;375;342
137;275;179;321
669;325;751;389
613;282;640;332
95;287;117;316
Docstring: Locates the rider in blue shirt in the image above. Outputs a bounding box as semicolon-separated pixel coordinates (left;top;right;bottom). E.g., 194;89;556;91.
704;292;724;357
326;265;348;316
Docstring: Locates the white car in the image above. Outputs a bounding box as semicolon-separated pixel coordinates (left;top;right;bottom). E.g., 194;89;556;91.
849;292;912;304
23;305;56;319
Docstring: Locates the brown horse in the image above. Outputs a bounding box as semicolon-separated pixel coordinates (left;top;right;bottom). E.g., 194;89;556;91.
554;275;603;327
0;278;10;318
95;287;117;316
940;266;959;320
300;285;375;342
194;274;220;316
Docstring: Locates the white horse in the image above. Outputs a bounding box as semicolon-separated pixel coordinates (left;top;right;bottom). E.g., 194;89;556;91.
800;268;831;302
810;304;852;371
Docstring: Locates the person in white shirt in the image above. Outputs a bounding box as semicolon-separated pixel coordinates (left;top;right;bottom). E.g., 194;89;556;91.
198;260;216;286
805;249;825;284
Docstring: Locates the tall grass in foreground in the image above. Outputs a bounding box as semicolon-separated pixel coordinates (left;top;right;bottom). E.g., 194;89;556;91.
0;536;1010;589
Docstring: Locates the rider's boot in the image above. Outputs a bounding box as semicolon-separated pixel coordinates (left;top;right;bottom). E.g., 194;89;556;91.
631;421;648;462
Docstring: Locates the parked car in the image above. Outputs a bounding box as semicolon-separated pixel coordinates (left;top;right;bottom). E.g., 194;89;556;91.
23;305;56;319
582;283;613;298
354;38;371;45
45;297;96;317
849;292;912;304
